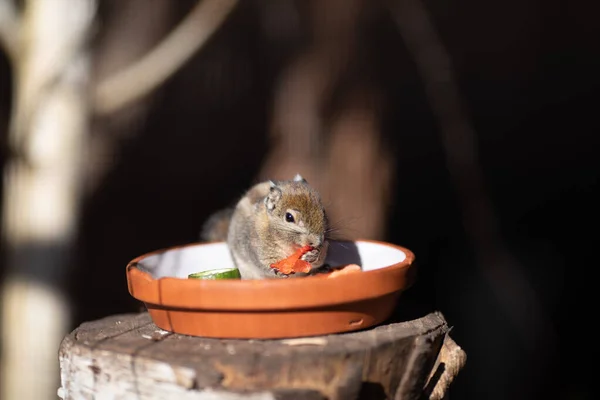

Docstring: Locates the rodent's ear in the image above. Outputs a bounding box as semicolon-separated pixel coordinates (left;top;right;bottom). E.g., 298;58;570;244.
293;173;307;183
265;184;282;211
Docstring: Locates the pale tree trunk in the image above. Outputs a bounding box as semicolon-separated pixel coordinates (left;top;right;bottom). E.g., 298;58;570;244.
0;0;239;398
0;1;96;399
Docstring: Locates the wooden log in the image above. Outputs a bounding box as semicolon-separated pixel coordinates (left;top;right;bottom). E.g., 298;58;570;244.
58;311;465;400
58;312;464;400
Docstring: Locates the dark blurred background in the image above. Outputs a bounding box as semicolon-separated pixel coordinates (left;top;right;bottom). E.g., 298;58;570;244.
0;0;597;399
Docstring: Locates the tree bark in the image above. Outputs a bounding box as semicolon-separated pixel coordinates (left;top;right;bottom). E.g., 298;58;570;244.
59;312;465;400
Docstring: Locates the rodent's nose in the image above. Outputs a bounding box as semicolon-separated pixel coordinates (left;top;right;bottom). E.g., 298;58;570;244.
309;235;324;248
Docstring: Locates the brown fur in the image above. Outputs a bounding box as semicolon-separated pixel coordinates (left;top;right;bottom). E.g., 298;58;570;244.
226;175;330;279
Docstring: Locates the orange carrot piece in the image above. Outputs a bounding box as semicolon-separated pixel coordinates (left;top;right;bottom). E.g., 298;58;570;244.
326;264;362;278
270;245;313;274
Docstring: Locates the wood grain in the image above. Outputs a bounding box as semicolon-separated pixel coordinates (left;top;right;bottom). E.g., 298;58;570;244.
59;312;465;399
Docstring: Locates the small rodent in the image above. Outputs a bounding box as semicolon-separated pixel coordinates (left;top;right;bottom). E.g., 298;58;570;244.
222;174;330;279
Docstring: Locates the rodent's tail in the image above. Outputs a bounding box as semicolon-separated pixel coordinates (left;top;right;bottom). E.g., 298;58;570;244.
199;207;235;242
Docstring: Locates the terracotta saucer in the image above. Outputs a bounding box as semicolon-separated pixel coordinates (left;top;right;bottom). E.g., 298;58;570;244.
126;239;416;339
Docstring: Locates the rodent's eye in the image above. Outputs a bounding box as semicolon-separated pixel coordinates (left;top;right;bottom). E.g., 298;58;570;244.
285;212;295;223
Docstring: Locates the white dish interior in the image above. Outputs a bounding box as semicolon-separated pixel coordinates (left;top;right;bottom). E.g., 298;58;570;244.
138;240;407;279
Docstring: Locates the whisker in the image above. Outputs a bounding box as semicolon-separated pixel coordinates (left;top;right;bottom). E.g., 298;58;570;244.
325;231;351;242
335;242;351;249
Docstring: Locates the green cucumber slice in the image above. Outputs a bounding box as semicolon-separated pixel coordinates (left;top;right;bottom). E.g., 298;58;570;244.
188;268;241;280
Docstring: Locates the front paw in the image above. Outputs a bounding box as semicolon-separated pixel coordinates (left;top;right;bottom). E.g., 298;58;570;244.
300;249;319;263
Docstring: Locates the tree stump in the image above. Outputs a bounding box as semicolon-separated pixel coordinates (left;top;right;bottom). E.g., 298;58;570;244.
58;312;465;400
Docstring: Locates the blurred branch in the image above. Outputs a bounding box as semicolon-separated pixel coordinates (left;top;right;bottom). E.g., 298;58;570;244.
259;0;393;240
84;0;175;196
0;0;20;60
93;0;238;116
